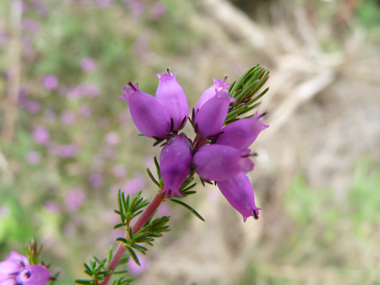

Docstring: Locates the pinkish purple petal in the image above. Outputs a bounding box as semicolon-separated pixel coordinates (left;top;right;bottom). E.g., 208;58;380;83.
215;112;269;150
156;72;188;131
16;265;51;285
193;145;253;181
120;83;171;139
195;78;231;112
217;172;260;222
159;134;193;198
194;88;236;138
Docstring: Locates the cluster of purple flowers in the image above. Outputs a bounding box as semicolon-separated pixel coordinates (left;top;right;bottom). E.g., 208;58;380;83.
120;70;268;222
0;252;51;285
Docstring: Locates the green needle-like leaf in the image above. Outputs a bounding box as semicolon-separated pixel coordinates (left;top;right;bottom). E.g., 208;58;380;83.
170;199;205;221
146;168;160;187
125;246;140;265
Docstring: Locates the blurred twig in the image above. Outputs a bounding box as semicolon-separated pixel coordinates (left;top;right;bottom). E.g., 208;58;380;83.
2;0;22;142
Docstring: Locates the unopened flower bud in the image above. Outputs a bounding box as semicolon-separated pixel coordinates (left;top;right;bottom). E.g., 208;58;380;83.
193;145;253;181
216;112;269;150
217;172;260;222
195;78;231;112
160;134;193;198
156;72;188;131
120;83;171;139
194;89;235;138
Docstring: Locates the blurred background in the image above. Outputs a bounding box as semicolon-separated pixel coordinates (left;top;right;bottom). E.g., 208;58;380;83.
1;0;380;284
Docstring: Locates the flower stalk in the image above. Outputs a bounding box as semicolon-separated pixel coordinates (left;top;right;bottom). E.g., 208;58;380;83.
100;192;166;285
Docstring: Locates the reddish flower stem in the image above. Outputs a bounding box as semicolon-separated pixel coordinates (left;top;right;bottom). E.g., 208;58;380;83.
100;192;166;285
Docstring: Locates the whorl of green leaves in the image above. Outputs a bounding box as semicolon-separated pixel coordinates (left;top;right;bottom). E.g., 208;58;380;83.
116;215;171;266
226;64;270;125
74;248;132;285
114;190;149;229
23;238;42;265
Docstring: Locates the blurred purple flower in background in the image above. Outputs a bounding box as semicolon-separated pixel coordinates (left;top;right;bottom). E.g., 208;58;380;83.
132;34;151;61
26;100;41;114
105;132;120;146
79;105;92;118
125;0;145;15
22;19;40;33
149;2;166;20
33;126;50;145
113;164;127;178
61;111;76;125
49;143;79;158
97;0;113;8
25;151;41;165
0;30;9;45
44;109;56;124
65;189;86;212
43;75;58;90
81;83;100;97
44;201;60;214
22;35;36;59
80;57;97;72
127;252;150;275
30;0;48;15
89;174;103;188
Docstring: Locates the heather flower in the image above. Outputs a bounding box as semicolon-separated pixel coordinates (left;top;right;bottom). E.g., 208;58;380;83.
194;88;235;138
42;75;58;90
65;189;86;212
195;78;231;112
61;111;76;125
120;83;171;139
113;164;127;178
21;19;40;33
89;174;103;188
159;134;193;198
156;72;188;131
193;145;253;181
217;172;260;222
79;105;92;118
149;2;166;20
215;112;269;150
80;57;97;73
105;132;120;146
15;265;51;285
124;173;145;194
26;101;41;114
33;126;49;145
25;151;41;165
0;252;29;282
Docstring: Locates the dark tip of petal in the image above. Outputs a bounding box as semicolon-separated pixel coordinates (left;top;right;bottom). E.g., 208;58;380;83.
128;81;137;91
168;189;172;198
258;111;268;119
179;116;187;130
214;181;217;186
223;75;228;82
253;209;259;220
170;118;174;132
166;67;170;74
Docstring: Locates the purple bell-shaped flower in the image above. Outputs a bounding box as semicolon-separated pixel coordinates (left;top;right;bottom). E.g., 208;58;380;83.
120;83;171;139
0;252;29;282
16;265;51;285
193;145;254;181
217;171;260;222
195;78;231;112
215;112;269;150
156;72;188;131
194;88;236;138
159;134;193;198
